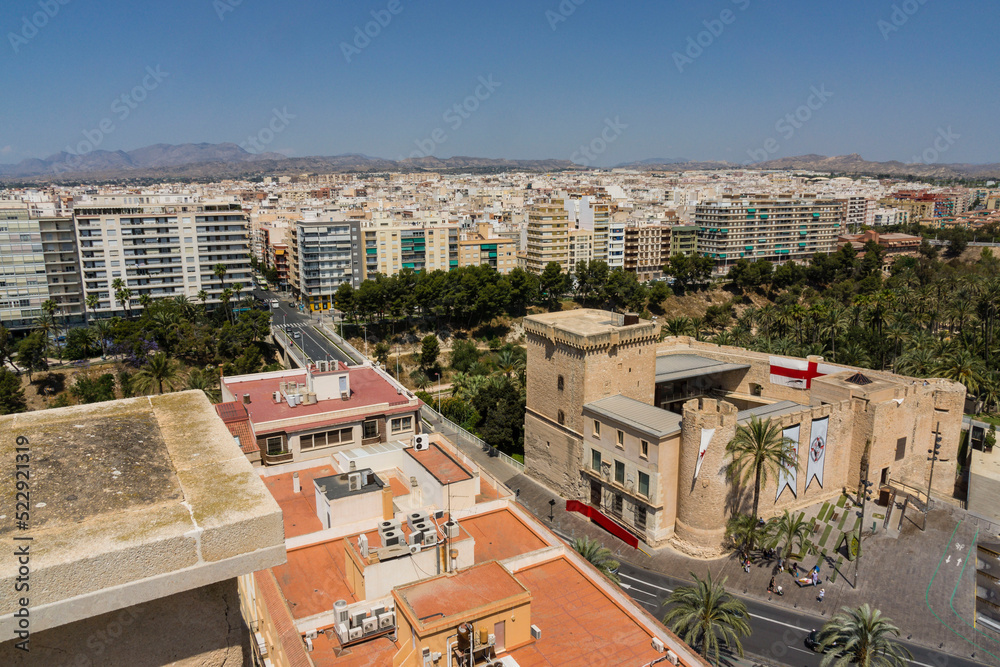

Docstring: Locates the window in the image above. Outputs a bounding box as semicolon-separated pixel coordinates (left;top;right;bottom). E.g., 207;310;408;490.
617;430;624;449
592;449;601;471
612;494;623;518
265;436;285;455
615;460;625;485
639;472;650;497
895;437;907;461
640;440;649;459
557;410;565;425
557;375;564;391
363;420;379;440
391;416;413;434
300;427;353;450
593;420;601;437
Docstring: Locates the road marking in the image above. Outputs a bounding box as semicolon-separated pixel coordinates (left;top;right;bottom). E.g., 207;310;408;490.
787;646;813;655
747;613;809;632
619;572;673;593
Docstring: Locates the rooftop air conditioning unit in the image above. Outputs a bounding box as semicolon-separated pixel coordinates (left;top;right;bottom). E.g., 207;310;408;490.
335;623;349;643
434;510;445;520
413;434;430;451
350;611;367;628
334;600;349;625
382;531;400;547
408;531;423;546
348;626;363;641
651;637;664;653
530;625;541;640
665;649;680;666
444;521;460;539
272;390;282;403
413;521;430;533
422;531;437;546
379;519;401;533
304;636;314;652
407;512;429;529
378;612;394;629
348;472;362;491
362;617;378;634
305;629;318;640
409;543;422;554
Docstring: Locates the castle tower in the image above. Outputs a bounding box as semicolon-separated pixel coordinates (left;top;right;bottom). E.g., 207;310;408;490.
522;309;660;498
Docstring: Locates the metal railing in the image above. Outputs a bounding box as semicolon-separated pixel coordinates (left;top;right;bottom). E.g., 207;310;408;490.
420;405;525;473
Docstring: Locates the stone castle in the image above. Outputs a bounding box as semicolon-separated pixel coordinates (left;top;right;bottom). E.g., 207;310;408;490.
522;309;966;554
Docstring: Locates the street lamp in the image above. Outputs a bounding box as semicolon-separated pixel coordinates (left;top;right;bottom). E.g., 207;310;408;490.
435;373;441;412
854;479;874;588
923;422;943;532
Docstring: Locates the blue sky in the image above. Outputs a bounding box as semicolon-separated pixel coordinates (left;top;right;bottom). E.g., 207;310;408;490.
1;0;998;166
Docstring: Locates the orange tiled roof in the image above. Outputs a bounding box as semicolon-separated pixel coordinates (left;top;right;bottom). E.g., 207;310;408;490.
254;570;312;667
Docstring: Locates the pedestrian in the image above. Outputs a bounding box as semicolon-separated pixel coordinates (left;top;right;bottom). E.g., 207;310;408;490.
768;576;775;593
776;585;784;596
818;588;825;602
778;557;784;572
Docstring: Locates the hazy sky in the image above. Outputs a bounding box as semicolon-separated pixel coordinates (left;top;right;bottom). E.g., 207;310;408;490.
2;0;998;166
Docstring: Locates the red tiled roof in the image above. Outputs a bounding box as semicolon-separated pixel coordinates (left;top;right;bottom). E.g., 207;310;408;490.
227;420;258;454
254;570;312;667
215;400;248;423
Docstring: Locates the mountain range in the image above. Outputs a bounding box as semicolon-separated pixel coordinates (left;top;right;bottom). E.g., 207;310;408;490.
1;143;998;182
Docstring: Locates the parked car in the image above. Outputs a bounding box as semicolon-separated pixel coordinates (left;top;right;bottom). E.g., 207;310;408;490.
805;629;843;653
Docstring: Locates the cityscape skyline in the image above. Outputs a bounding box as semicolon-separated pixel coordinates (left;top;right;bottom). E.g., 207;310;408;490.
2;0;998;167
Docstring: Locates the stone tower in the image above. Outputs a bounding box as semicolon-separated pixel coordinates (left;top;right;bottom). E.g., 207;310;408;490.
522;309;660;498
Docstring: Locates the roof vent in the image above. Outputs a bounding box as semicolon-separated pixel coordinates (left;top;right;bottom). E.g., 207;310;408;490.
845;372;873;386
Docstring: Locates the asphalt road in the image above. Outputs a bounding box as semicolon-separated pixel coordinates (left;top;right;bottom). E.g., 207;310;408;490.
614;561;982;667
256;290;355;366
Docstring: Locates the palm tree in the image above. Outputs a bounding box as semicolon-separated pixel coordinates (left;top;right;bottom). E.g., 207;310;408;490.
197;289;209;312
726;415;797;521
187;368;221;402
763;510;812;559
665;317;695;337
816;604;912;667
571;536;620;584
493;348;524;378
232;281;245;305
220;288;234;323
935;348;985;396
725;513;764;559
132;352;181;395
85;293;100;318
213;263;228;289
662;571;751;666
92;320;113;359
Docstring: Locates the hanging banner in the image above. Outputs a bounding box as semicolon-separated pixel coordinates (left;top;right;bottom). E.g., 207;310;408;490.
695;428;715;480
806;417;829;491
769;356;840;390
775;424;800;501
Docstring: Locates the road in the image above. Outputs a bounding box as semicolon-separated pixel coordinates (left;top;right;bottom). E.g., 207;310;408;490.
256;289;355;366
608;560;980;667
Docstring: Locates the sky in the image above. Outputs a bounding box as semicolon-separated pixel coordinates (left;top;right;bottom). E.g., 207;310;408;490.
1;0;998;167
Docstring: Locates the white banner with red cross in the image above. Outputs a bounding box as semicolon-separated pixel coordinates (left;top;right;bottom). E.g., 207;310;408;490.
769;356;840;390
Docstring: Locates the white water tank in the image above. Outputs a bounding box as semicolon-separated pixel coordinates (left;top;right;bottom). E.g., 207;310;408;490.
334;600;349;625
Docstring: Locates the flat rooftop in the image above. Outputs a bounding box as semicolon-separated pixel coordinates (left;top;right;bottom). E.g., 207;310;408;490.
585;395;683;438
655;353;751;384
0;392;285;641
459;508;550;563
395;561;529;630
263;464;338;538
315;468;385;501
511;557;665;666
222;366;416;430
737;399;808;423
405;443;473;485
273;540;358;620
524;309;660;348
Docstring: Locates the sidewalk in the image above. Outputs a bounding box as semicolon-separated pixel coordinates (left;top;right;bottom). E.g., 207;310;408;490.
427;418;1000;663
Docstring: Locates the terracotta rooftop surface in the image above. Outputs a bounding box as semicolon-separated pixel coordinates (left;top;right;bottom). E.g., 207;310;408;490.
224;418;258;454
387;474;411;498
262;465;336;538
309;631;398;667
460;508;549;563
510;558;663;666
396;561;528;625
273;540;358;619
254;570;312;667
405;443;473;485
224;367;413;426
475;477;503;503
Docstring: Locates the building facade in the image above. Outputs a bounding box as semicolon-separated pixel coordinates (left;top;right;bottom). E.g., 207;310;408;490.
289;218;362;311
0;206;50;330
524;198;570;274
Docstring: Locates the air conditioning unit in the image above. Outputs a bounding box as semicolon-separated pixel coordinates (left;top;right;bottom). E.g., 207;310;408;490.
422;531;437;546
348;472;361;491
530;625;541;640
378;612;395;629
409;543;422;554
255;631;268;657
272;390;282;403
413;434;430;451
348;626;363;641
665;650;680;666
444;521;460;539
434;510;445;520
488;633;496;646
382;531;400;547
305;629;318;640
413;521;431;533
651;637;664;653
335;623;348;642
334;600;349;625
379;519;401;533
362;617;378;634
350;611;367;628
304;636;313;652
408;531;424;546
407;512;429;530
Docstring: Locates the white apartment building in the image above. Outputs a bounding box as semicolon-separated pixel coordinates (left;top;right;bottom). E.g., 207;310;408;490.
73;195;251;316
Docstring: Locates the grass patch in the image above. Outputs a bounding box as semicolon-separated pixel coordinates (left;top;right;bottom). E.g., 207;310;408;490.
512;453;524;463
968;413;1000;427
818;502;831;522
837;509;850;531
836;494;847;508
819;524;833;548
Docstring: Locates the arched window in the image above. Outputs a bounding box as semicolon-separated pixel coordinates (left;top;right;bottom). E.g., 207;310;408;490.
557;375;564;391
557;410;565;425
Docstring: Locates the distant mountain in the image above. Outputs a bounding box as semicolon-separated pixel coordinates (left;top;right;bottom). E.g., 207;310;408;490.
0;143;581;182
616;157;692;167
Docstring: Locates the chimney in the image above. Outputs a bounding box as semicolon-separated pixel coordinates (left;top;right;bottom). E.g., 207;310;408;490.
293;472;300;494
242;393;251;404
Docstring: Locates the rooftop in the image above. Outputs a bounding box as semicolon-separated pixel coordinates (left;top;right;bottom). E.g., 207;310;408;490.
0;392;285;641
395;561;529;631
263;464;337;538
655;353;751;384
737;399;808;423
524;309;660;349
315;468;385;501
510;557;665;666
273;540;358;619
405;443;473;485
585;395;683;438
459;508;551;563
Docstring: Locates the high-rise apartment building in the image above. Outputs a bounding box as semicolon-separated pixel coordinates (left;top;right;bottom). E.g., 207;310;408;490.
525;198;570;274
457;224;518;273
289;217;362;311
607;220;626;269
836;195;876;232
624;223;665;281
0;206;50;330
73;195;251;316
696;195;844;275
360;222;458;277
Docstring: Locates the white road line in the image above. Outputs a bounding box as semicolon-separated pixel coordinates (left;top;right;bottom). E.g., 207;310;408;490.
787;646;813;655
618;572;673;593
747;612;809;632
624;586;658;598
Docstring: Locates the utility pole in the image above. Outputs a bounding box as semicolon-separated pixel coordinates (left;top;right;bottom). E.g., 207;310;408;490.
924;421;942;531
853;478;874;589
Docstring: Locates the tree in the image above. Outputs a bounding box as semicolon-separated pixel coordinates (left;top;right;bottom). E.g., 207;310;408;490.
763;510;812;559
0;367;27;415
449;339;480;372
187;368;221;403
86;292;100;315
71;373;116;404
132;352;181;395
213;263;228;288
493;347;524;378
572;536;620;583
724;514;764;559
374;341;391;367
539;261;569;310
662;571;751;665
471;375;525;454
17;332;49;382
816;604;911;667
0;324;19;373
419;335;440;370
726;415;798;522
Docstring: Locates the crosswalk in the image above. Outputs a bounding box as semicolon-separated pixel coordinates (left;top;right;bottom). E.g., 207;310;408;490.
277;322;310;329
